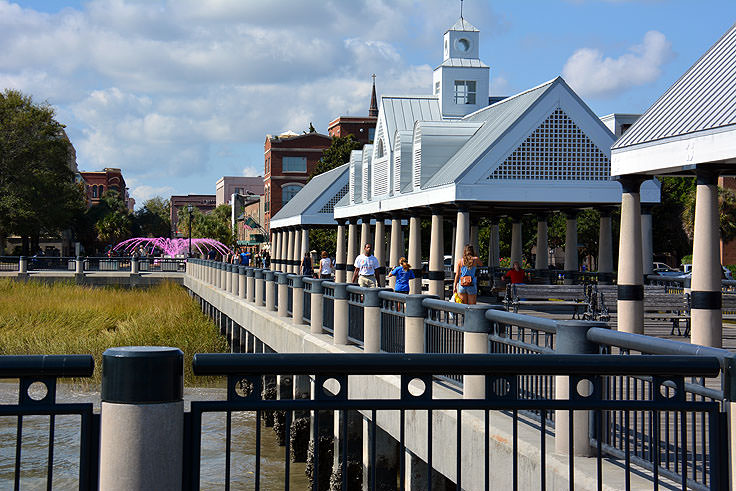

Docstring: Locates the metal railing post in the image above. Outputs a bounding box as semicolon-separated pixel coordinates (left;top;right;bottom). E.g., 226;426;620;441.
238;266;246;299
246;268;255;303
363;288;381;352
463;305;494;399
292;275;306;325
254;269;265;306
554;320;603;457
333;283;349;345
276;272;288;316
265;270;276;310
309;279;325;334
99;346;183;489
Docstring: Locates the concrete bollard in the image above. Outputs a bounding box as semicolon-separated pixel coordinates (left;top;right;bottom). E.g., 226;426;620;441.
224;263;231;292
18;256;28;275
76;256;84;274
363;288;382;352
333;283;349;345
463;305;494;399
554;320;602;456
99;346;183;490
238;266;246;299
309;279;325;334
131;257;139;275
404;295;430;353
208;261;215;286
265;270;276;311
246;268;256;303
276;273;288;316
231;264;239;296
214;263;221;289
255;269;265;306
292;275;305;325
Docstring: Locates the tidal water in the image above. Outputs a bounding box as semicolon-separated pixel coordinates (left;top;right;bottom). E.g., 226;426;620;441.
0;383;309;489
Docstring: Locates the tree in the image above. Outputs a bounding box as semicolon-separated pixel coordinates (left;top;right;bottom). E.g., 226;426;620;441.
308;135;362;180
682;185;736;244
0;89;86;254
133;196;171;238
652;176;695;264
177;204;235;248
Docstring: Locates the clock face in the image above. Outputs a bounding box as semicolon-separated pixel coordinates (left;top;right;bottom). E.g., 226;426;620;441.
456;38;470;52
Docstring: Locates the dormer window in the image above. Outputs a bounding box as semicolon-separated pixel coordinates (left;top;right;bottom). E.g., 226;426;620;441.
454;80;477;105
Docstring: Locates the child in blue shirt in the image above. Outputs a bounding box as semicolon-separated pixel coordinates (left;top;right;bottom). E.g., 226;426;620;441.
388;257;415;293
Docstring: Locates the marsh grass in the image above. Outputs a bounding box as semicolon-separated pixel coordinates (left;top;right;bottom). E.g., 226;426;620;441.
0;279;228;386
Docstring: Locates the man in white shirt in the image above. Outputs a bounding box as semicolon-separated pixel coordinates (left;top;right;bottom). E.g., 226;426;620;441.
352;243;380;287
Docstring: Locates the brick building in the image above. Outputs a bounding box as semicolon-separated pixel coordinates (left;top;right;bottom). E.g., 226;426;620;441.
79;168;134;211
169;194;217;237
263;131;332;232
215;176;264;206
327;75;379;145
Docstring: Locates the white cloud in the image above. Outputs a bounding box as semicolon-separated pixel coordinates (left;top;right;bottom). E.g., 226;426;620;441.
242;166;260;177
127;183;175;207
562;30;674;99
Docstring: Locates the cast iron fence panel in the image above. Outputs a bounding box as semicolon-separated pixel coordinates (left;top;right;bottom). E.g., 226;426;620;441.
322;283;335;334
287;278;293;316
0;355;98;490
346;287;364;345
27;257;76;271
0;257;19;271
136;257;186;272
187;352;726;491
378;292;406;353
303;285;311;323
84;257;132;272
422;299;465;384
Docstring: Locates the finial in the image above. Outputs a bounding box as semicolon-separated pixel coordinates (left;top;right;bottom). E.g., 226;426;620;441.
369;75;378;118
372;73;376;83
460;0;464;19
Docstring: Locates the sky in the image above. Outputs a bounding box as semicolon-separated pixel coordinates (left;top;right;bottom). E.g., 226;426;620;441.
2;0;734;208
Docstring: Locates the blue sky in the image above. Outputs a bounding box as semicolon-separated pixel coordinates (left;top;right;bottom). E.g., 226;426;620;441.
2;0;734;207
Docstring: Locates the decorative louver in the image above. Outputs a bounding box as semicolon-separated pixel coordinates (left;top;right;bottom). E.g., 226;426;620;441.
319;183;349;214
488;108;610;181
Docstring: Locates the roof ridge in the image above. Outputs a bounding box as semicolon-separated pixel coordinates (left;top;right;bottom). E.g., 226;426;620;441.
462;77;560;120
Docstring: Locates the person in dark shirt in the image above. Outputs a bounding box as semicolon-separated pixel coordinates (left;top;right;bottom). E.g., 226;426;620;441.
503;261;525;284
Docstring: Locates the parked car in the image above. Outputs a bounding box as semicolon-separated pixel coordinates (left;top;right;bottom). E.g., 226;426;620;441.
676;264;733;280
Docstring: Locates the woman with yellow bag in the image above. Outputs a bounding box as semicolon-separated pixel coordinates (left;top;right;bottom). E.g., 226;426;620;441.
453;244;481;305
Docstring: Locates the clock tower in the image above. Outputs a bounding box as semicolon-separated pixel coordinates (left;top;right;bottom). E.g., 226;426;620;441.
433;17;490;118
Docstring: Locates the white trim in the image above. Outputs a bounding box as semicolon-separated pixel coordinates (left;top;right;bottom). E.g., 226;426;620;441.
280;182;305;189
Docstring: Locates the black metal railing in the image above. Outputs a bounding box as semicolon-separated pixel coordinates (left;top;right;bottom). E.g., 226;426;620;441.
346;286;364;345
0;355;98;489
322;282;335;334
28;256;76;271
0;256;19;271
287;277;294;316
422;299;466;384
303;285;311;323
379;292;406;353
85;257;132;272
136;257;186;272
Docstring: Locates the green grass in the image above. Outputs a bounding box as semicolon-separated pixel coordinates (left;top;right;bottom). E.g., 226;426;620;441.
0;279;228;385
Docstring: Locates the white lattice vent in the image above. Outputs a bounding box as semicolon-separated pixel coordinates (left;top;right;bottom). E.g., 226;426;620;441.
488;108;610;181
393;137;402;195
320;183;349;214
412;128;422;190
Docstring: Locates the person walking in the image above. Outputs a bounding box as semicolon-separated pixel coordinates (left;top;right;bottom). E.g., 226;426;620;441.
352;243;380;287
319;251;333;279
453;244;481;305
300;252;313;277
388;257;415;294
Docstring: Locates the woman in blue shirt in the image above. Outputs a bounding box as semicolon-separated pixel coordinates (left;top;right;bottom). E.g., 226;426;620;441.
388;257;415;294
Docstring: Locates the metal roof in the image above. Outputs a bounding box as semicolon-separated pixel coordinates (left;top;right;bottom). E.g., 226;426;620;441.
270;164;348;224
423;78;558;188
382;95;442;150
447;18;479;32
613;22;736;150
438;58;489;68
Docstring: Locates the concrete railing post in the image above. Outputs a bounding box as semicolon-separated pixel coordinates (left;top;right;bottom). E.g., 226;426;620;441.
554;320;604;456
246;268;256;303
238;266;246;299
210;261;216;286
232;264;240;296
404;295;432;353
277;272;288;316
18;256;28;274
254;269;265;306
292;275;305;325
99;346;183;490
724;359;736;489
220;263;228;291
265;270;276;311
76;256;84;275
463;305;493;399
363;289;381;352
214;263;221;289
333;283;349;345
309;279;325;334
226;264;233;294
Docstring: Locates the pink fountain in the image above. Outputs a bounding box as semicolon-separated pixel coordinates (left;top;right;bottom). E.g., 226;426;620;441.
112;237;231;257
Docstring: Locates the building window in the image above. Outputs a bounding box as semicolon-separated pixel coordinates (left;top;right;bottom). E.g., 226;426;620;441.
282;184;303;205
92;185;98;198
368;128;375;142
283;156;307;173
435;81;440;95
454;80;476;105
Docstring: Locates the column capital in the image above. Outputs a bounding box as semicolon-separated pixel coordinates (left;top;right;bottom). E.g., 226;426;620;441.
696;166;719;186
597;206;616;217
510;213;523;223
617;174;647;194
429;205;445;216
454;203;470;213
565;210;579;220
640;203;654;215
536;212;551;222
334;218;346;226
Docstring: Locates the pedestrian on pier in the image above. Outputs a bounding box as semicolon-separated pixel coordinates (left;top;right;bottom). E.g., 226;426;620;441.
454;244;481;305
388;257;414;294
301;252;313;277
319;251;333;279
352;243;380;287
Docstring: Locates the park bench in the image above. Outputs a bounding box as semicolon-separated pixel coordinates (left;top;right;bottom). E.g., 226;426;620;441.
505;284;589;319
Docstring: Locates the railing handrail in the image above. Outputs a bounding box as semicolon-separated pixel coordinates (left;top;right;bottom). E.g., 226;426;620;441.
192;352;721;377
0;354;95;377
422;297;473;314
484;308;569;333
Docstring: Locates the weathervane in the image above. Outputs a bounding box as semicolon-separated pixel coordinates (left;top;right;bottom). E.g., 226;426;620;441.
460;0;464;19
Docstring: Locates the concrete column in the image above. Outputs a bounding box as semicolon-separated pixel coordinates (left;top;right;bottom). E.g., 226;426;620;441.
226;263;233;294
617;176;645;334
463;306;492;399
232;264;239;296
333;283;349;345
277;273;288;317
363;289;381;353
335;220;347;283
691;168;723;348
389;218;403;289
99;347;183;490
554;321;601;456
428;208;445;298
293;229;302;274
255;269;265;306
272;231;280;271
265;270;276;311
564;211;578;284
292;275;305;325
310;279;324;334
510;216;523;265
301;226;310;259
333;410;363;485
535;214;549;270
220;262;227;290
287;229;295;274
76;255;84;275
598;209;614;284
489;220;500;269
404;295;428;353
362;421;400;491
360;216;372;251
280;230;289;273
454;208;470;265
641;204;654;276
238;266;246;299
347;220;358;281
18;256;28;274
374;218;386;287
131;257;139;275
246;268;255;303
408;215;422;294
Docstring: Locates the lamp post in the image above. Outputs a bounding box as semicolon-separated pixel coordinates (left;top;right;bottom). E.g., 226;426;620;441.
187;204;193;257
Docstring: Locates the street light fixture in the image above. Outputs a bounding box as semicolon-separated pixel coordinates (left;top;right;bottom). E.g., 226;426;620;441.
187;204;193;257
